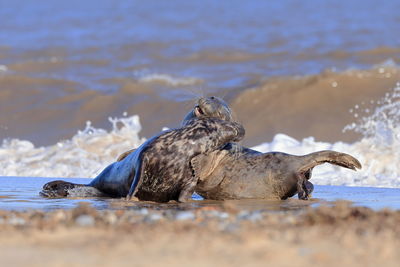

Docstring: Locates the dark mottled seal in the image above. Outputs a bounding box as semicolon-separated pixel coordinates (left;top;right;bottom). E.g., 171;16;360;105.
126;117;244;202
116;96;233;162
40;96;236;199
192;144;362;200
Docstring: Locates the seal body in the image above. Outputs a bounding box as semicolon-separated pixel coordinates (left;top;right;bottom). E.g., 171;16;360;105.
193;143;362;200
127;118;244;202
40;96;239;199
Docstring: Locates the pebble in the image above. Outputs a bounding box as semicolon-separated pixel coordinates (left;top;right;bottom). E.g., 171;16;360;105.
52;210;67;222
175;211;196;221
104;212;118;225
144;213;163;223
8;216;26;226
220;222;239;232
237;211;263;222
75;215;95;227
138;208;149;215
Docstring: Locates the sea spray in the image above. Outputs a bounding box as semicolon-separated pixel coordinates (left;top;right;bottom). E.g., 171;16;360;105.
250;83;400;188
0;115;145;178
341;82;400;187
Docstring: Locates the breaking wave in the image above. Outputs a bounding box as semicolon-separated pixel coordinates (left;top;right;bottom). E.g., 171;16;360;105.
0;115;146;178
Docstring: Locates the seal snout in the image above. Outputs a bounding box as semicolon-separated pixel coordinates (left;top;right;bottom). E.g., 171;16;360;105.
231;122;245;142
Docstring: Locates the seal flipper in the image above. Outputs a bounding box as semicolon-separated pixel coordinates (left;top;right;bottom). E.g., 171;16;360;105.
191;150;228;181
177;154;218;202
116;148;136;162
40;180;86;198
191;150;228;192
178;175;198;202
294;150;361;200
297;150;362;173
126;154;147;200
296;173;314;200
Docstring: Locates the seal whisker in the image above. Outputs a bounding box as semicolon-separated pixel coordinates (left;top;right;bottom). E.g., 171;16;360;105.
182;87;203;100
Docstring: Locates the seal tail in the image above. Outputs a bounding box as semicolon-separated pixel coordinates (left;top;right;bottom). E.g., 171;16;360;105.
297;150;362;174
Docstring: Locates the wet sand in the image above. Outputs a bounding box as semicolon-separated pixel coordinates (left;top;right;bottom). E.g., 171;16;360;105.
1;177;400;266
1;201;400;267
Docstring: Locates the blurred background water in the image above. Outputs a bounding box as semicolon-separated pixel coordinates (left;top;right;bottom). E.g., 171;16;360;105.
0;0;399;91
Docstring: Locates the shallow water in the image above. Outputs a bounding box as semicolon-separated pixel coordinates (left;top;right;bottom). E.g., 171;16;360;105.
1;176;399;211
1;1;400;196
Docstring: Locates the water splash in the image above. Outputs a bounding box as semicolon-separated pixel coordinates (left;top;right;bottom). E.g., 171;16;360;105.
0;115;146;178
339;82;400;187
344;83;400;148
253;83;400;188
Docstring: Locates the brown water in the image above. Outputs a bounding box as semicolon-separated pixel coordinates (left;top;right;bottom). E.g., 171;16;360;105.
0;0;399;146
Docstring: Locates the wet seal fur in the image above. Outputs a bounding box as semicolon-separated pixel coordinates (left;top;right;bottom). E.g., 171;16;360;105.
40;97;237;200
125;117;244;202
193;144;361;200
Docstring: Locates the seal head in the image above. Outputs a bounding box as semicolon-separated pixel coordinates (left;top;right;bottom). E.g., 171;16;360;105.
182;96;233;126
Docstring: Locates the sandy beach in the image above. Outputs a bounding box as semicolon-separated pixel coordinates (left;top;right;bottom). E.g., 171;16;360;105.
1;201;399;267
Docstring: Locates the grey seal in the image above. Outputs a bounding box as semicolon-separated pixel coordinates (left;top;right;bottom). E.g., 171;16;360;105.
192;144;361;200
125;117;244;202
40;96;237;199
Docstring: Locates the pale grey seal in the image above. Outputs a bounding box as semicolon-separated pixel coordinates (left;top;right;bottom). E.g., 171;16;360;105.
192;144;361;200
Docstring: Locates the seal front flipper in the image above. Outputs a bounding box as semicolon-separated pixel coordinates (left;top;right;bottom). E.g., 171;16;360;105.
191;150;228;190
178;174;198;202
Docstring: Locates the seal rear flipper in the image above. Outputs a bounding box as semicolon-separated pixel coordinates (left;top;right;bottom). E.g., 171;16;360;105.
116;148;136;162
298;150;362;174
297;178;314;200
126;155;147;201
40;180;86;198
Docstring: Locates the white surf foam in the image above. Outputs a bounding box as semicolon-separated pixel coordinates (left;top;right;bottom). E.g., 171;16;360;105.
0;115;146;178
138;73;202;86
